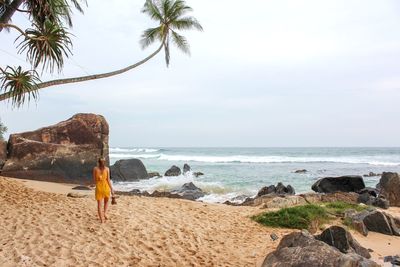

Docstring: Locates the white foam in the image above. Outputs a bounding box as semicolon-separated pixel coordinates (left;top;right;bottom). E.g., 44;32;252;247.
109;147;159;153
110;153;161;159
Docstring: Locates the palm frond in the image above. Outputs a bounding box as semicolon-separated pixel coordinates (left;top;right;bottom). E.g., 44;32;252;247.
170;17;203;31
142;0;163;22
140;26;163;49
0;66;41;108
171;30;189;55
16;19;73;73
168;0;192;20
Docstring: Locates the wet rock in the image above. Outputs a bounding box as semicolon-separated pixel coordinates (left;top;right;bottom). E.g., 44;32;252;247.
164;165;181;177
110;159;148;181
171;182;205;200
358;187;379;197
2;113;109;184
316;226;371;258
363;172;381;177
262;231;379;267
312;175;365;193
72;185;91;190
379;172;400;207
183;163;191;174
148;172;161;178
294;169;307;173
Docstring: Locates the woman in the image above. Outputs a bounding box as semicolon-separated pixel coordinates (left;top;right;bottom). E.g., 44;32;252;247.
93;157;114;223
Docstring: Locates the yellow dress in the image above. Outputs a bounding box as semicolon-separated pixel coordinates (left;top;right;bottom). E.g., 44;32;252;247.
95;167;111;200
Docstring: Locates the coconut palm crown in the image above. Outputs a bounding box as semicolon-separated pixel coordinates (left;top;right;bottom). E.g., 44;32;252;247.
141;0;203;66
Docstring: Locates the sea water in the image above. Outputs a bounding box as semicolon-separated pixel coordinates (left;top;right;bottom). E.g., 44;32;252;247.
110;147;400;203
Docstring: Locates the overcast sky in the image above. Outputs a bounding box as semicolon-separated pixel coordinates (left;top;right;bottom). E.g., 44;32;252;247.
1;0;400;147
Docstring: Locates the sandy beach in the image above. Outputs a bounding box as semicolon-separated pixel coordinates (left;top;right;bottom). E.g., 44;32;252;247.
0;176;399;267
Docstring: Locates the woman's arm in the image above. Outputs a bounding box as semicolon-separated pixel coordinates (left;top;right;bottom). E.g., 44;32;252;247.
106;168;114;196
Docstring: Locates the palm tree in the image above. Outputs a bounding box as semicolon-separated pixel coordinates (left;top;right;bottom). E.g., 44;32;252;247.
0;0;202;107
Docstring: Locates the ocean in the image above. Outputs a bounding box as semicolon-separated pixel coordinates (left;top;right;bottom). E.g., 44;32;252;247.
110;147;400;203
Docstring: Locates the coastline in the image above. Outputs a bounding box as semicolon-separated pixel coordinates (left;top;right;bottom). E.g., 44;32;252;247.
1;176;399;266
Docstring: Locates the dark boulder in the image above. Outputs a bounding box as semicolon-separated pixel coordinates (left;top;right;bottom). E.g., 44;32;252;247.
262;231;379;267
183;163;191;174
1;113;109;184
363;210;394;235
312;175;365;193
110;159;148;181
164;165;181;177
357;193;389;209
171;182;205;200
316;226;371;259
347;210;400;236
294;169;307;173
358;187;379;197
379;172;400;207
363;172;380;177
257;182;295;197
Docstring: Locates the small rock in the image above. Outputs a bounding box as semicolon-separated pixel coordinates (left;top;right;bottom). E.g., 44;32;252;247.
148;172;161;178
193;171;204;177
294;169;307;173
183;163;191;174
270;233;279;241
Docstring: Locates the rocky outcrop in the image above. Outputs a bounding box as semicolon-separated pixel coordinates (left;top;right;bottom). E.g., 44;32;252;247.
0;140;6;168
312;175;365;193
316;226;371;259
183;163;191;174
116;182;205;201
345;210;400;236
164;165;181;176
171;182;205;200
257;182;295;197
379;172;400;207
110;159;148;181
357;193;389;209
262;230;379;267
363;172;380;177
193;171;204;177
1;114;109;184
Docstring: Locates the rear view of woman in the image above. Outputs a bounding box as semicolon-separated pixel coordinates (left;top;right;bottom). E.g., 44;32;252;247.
93;157;114;223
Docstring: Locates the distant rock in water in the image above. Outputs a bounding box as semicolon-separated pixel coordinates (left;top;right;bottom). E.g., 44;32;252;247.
379;172;400;207
294;169;307;173
171;182;205;200
312;175;365;193
193;172;204;177
1;113;109;184
363;172;381;177
183;163;191;174
110;159;148;181
257;182;295;197
165;165;181;176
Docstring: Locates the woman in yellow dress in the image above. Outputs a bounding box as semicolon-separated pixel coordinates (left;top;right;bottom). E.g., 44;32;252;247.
93;157;114;223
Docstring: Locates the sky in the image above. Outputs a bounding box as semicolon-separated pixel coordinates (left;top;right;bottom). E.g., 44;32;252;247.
1;0;400;147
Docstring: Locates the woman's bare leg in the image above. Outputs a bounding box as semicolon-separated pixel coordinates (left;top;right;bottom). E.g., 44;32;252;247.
104;197;109;220
97;200;104;223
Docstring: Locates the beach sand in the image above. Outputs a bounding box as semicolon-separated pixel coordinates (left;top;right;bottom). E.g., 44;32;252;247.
0;176;399;266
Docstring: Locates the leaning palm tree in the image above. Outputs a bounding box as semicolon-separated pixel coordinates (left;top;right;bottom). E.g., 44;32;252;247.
0;0;202;107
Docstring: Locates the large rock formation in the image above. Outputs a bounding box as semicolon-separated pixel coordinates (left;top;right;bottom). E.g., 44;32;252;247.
110;159;148;181
345;210;400;236
257;182;295;197
379;172;400;207
171;182;205;200
1;113;109;184
312;175;365;193
164;165;181;176
262;230;379;267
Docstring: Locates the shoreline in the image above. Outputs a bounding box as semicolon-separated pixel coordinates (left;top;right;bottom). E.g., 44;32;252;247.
1;176;399;266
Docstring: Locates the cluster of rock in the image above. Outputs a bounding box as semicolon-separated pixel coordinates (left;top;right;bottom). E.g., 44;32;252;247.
263;226;378;267
116;182;205;201
0;114;109;184
164;164;204;177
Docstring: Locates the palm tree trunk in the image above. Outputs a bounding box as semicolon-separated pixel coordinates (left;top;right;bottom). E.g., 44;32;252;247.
0;0;24;31
0;43;164;102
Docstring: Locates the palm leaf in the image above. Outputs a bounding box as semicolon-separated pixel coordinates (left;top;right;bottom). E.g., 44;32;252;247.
170;17;203;31
142;0;163;22
140;26;163;49
171;30;190;55
0;66;40;108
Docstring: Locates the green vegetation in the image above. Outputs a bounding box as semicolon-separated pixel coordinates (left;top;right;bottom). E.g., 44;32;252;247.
1;0;202;107
252;201;370;230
